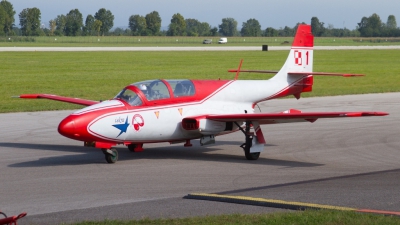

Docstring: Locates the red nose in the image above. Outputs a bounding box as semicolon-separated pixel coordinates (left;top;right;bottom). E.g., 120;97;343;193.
58;117;78;138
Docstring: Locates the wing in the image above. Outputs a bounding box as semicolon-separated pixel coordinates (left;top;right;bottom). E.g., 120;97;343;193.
203;109;388;125
18;94;99;106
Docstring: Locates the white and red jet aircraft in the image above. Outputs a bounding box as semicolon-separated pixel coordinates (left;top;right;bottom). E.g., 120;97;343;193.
19;24;388;163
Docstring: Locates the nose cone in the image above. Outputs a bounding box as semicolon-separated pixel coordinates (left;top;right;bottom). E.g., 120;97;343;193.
58;117;78;139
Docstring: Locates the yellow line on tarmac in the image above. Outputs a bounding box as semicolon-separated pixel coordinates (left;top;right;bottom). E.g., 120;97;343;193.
186;193;357;211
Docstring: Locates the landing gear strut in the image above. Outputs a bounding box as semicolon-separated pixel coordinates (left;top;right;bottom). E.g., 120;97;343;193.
102;148;118;163
127;143;143;152
236;121;260;160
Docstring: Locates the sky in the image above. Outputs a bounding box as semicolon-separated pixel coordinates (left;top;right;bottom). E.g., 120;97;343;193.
10;0;400;30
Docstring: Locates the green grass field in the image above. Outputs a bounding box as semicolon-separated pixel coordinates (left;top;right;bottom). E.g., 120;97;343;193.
1;36;400;47
71;210;400;225
1;49;400;113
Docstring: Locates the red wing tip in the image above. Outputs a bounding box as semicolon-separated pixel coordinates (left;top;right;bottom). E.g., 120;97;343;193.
18;94;40;99
371;112;389;116
343;74;365;77
344;112;389;117
360;112;389;116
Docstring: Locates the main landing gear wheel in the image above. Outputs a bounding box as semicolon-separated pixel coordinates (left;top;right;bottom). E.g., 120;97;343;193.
237;121;261;161
245;149;260;160
103;148;118;164
240;136;260;160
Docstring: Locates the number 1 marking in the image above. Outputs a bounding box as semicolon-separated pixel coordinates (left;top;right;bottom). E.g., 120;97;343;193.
306;51;309;65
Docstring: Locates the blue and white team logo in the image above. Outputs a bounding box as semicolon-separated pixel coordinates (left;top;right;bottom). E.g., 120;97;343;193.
112;116;129;137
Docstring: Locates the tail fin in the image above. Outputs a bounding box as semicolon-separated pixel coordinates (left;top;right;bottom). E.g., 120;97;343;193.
274;24;314;79
270;24;314;99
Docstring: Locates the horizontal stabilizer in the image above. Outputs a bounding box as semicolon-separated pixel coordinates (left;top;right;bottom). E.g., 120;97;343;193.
288;72;364;77
228;69;278;74
227;70;364;77
18;94;99;106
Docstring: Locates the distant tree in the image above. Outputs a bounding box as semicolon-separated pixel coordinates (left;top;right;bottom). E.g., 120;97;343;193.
241;18;262;36
368;13;383;36
0;6;6;35
199;22;212;36
264;27;278;37
357;16;370;36
167;13;186;36
145;11;161;35
93;19;102;36
54;14;66;35
219;18;238;36
209;27;218;36
65;9;83;36
311;17;325;36
83;14;94;36
19;7;42;36
278;26;295;36
325;24;352;37
0;0;15;36
94;8;114;36
185;19;211;36
112;27;129;36
185;18;200;36
48;19;56;35
12;26;20;35
358;13;383;37
129;14;147;36
386;15;397;29
381;15;398;37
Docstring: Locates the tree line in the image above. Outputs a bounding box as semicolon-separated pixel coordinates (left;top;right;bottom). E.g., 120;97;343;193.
1;0;399;37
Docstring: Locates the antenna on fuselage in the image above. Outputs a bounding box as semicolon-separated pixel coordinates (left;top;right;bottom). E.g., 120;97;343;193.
234;59;243;80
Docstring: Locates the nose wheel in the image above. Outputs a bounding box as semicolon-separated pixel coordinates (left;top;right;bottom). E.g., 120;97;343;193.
102;148;118;163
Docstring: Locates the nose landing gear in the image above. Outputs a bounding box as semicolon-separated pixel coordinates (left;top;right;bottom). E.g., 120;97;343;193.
102;148;118;164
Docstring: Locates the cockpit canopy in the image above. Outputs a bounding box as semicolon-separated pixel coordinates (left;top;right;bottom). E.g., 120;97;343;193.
114;79;195;106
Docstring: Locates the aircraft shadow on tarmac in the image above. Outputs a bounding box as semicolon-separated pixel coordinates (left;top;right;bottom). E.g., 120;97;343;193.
2;141;323;168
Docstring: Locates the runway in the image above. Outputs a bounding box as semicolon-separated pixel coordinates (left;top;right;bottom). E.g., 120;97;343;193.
1;93;399;224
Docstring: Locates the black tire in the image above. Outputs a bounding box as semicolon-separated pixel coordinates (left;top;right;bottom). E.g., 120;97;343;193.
104;148;118;164
245;150;260;160
242;134;259;160
127;144;136;152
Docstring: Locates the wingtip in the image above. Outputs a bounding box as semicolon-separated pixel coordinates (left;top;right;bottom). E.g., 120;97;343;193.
362;112;389;116
343;74;365;77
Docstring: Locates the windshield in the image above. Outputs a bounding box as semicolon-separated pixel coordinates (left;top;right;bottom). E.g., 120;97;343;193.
133;80;170;101
114;88;142;106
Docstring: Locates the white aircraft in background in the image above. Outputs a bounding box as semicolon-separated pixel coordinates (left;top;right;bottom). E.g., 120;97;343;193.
19;24;388;163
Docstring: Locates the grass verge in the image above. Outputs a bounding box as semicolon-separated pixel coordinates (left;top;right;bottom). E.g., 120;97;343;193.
70;210;400;225
1;50;399;113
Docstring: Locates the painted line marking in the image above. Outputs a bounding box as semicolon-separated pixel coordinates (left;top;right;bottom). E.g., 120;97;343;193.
184;193;400;216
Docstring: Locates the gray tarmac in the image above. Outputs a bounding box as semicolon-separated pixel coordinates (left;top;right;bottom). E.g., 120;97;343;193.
1;46;400;51
1;93;399;224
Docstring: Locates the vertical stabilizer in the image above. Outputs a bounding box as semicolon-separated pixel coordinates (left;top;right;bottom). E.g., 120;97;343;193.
274;24;314;80
270;24;314;99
